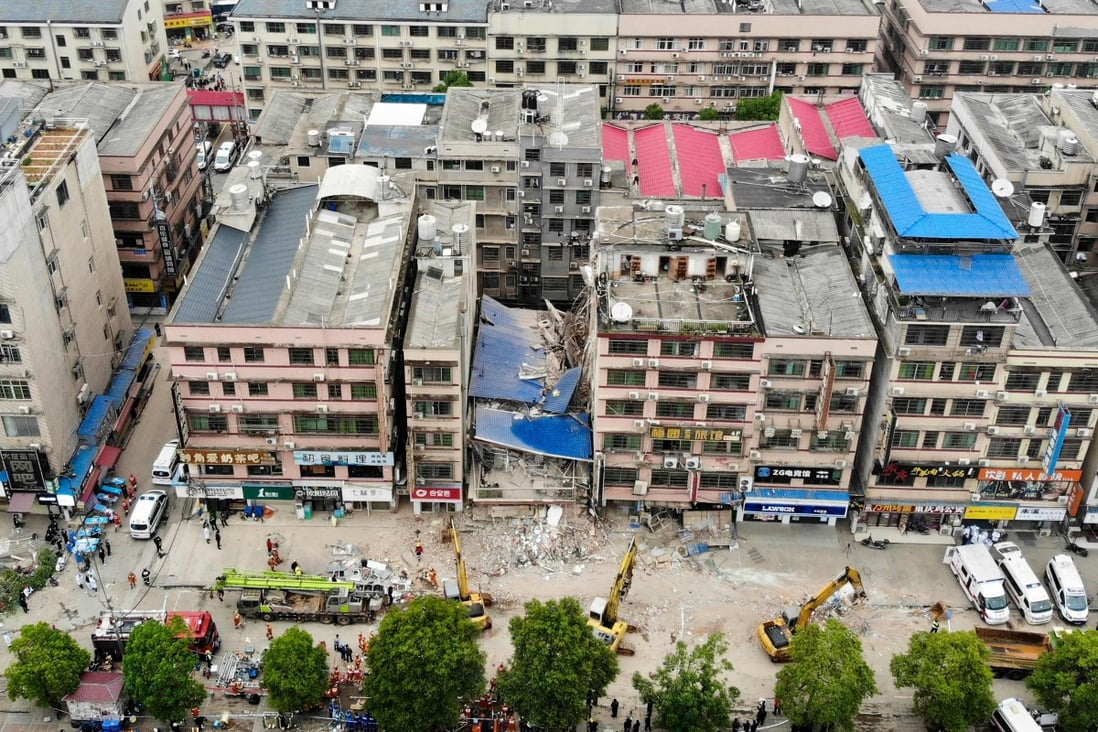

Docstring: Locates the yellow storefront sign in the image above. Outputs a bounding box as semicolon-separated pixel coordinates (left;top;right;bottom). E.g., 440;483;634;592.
124;278;157;293
165;12;212;29
964;504;1017;521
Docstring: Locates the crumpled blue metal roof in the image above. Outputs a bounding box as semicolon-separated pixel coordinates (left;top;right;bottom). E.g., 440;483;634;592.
105;368;136;407
121;329;154;370
58;444;98;499
469;297;546;403
859;145;1017;240
474;406;593;461
890;253;1031;297
77;396;115;440
542;367;581;414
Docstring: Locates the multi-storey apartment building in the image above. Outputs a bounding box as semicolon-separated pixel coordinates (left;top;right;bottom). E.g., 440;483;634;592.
404;201;477;513
33;82;204;311
838;135;1098;533
0;123;134;501
230;0;489;122
164;0;215;44
878;0;1098;126
165;165;415;513
614;0;880;117
0;0;168;84
435;86;601;305
591;202;876;523
946;89;1098;266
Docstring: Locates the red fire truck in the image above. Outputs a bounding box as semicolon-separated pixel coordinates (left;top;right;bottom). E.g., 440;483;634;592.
91;610;221;661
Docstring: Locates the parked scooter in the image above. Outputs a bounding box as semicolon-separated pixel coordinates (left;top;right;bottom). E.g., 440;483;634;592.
201;49;211;59
1065;540;1089;557
860;535;890;550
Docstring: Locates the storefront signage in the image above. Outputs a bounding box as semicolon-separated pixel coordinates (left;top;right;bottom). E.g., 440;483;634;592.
964;504;1018;521
978;468;1082;483
124;278;157;293
1014;505;1067;522
182;484;243;499
342;485;393;502
293;450;394;467
242;484;296;501
294;486;340;500
1084;506;1098;525
648;426;740;441
165;12;213;28
157;221;177;278
180;449;275;466
867;503;964;515
754;465;843;486
1043;404;1071;474
880;462;979;481
411;485;463;503
36;493;58;505
1;450;47;492
743;500;848;517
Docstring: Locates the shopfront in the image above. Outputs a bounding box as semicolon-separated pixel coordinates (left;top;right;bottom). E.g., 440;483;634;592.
411;484;463;514
342;484;396;512
963;502;1017;527
859;502;965;532
740;488;849;526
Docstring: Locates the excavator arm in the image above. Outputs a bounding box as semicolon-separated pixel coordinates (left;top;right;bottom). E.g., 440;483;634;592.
603;536;638;626
793;566;867;630
450;518;471;602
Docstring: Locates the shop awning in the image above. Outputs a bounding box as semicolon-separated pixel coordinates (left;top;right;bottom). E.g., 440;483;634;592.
95;446;122;469
6;491;37;513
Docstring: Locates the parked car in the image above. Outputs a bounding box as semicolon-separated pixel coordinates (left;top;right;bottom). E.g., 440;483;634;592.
168;48;182;60
212;52;232;68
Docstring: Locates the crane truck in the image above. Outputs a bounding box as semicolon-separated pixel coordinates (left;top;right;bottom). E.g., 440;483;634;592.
757;566;867;662
214;569;384;625
589;535;638;655
445;518;493;630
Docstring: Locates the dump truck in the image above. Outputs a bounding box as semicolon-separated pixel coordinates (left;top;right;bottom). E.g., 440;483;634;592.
215;569;383;625
758;566;867;662
974;627;1053;680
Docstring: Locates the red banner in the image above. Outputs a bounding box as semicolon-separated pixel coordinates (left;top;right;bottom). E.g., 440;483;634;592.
411;485;462;502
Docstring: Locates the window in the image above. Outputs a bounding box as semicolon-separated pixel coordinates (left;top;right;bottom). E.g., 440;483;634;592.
1023;38;1049;52
656;37;676;50
714;342;754;359
412;366;451;383
995;406;1031;425
607;370;646;386
958;363;996;381
605;433;643;451
658;372;697;389
559;61;578;75
606;400;644;416
591;37;609;51
806;63;829;76
183;346;205;362
3;415;40;437
712;374;752;390
295;414;379;435
706;404;746;421
409;25;428;37
189;413;229;433
265;22;286;33
898;362;936;380
243;346;265;363
767;359;805;377
761;429;798;449
288;347;315;365
943;432;977;449
495;59;513;73
348;348;375;365
0;380;32;400
412;400;453;417
890;430;919;449
608;339;647;355
987;438;1022;458
963;37;991;51
893;397;927;415
834;361;865;379
904;324;949;346
960;326;1004;348
765;391;802;410
810;431;850;452
292;383;319;399
950;399;986;418
248;382;269;397
350;383;377;400
381;25;401;36
559;37;578;52
1005;370;1041;391
189;381;211;396
495;36;514;50
659;341;698;357
56;180;70;207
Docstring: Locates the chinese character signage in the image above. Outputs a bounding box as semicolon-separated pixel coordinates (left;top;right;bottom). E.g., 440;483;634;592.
753;465;843;486
293;450;394;467
978;468;1082;483
180;449;276;466
1042;404;1071;475
1;450;47;492
964;504;1017;521
242;484;296;501
648;426;741;441
879;462;979;482
411;485;463;503
742;500;848;517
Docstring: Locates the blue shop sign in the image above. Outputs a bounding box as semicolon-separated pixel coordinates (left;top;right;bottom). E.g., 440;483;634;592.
744;500;848;517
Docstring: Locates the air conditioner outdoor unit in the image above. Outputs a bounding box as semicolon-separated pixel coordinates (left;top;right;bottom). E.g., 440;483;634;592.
628;391;640;400
584;179;593;187
265;437;278;445
987;426;1000;435
580;206;591;214
18;406;31;415
283;441;296;450
0;330;13;339
223;372;238;381
790;428;803;438
1077;428;1093;438
995;391;1008;401
648;359;660;368
632;420;645;429
889;386;905;396
898;347;911;356
749;450;762;460
759;379;773;388
958;458;971;466
1089;394;1098;404
975;389;991;398
844;431;856;440
632;480;649;496
685;457;701;470
491;165;501;173
698;394;710;402
754;413;767;422
615;97;623;104
963;422;977;431
845;387;860;397
648;392;660;401
700;361;712;370
764;426;776;438
978;459;991;467
663;457;679;469
1024;426;1037;435
230;404;245;413
554;206;564;213
1018;455;1031;463
835;459;849;469
1034;389;1047;397
206;372;219;380
313;373;326;382
208;404;222;413
317;404;329;413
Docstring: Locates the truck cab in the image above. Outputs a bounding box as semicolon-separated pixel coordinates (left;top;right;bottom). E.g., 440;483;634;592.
947;544;1011;625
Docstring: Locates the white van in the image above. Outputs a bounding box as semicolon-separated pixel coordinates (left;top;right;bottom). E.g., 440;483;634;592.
212;140;236;172
1045;554;1089;625
151;440;180;486
993;542;1053;625
990;699;1043;732
129;490;170;539
195;140;213;170
947;544;1011;624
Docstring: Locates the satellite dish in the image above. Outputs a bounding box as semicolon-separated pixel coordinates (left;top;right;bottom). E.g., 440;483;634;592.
812;191;833;208
471;118;488;135
549;131;569;148
991;179;1015;198
792;324;806;334
610;302;634;323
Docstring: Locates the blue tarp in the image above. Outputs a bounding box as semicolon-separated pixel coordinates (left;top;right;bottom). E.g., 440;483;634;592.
474;406;593;461
859;145;1017;240
120;329;154;370
57;444;98;499
890;253;1031;298
77;396;116;441
469;297;547;403
542;367;581;414
984;0;1044;12
744;488;850;502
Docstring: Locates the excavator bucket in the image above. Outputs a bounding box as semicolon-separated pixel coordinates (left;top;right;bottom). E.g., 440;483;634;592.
929;601;948;621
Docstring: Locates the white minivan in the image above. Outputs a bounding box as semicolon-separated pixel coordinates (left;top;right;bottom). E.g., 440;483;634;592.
151;440;180;486
195;139;213;170
213;140;236;172
993;542;1053;625
1045;554;1089;625
990;699;1043;732
129;490;170;539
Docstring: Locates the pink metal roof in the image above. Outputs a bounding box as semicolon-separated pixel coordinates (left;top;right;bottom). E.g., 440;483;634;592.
64;672;124;704
729;125;786;162
187;90;245;107
602;125;631;177
825;98;875;142
788;98;837;161
672;124;724;197
635;125;676;197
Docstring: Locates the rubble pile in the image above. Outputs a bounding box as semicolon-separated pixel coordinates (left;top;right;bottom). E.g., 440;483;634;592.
474;517;609;573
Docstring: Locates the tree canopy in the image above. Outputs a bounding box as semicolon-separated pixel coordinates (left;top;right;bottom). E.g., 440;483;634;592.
122;617;206;723
735;92;782;121
1027;629;1098;732
774;619;877;732
364;595;486;732
697;107;721;121
262;627;329;713
643;103;666;120
633;634;739;732
891;631;996;732
433;70;473;93
4;623;90;711
497;597;619;732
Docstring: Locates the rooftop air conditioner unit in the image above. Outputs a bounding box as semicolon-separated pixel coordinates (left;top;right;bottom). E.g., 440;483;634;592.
230;404;245;413
208;404;222;413
313;373;326;382
663;457;679;469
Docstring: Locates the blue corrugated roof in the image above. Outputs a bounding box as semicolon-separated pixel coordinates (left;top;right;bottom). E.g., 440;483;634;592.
105;368;136;407
172;226;248;323
542;367;581;414
859;145;1017;240
890;253;1031;297
121;329;154;370
474;406;592;461
221;185;317;324
985;0;1044;12
469;297;547;403
328;135;354;155
744;488;849;501
77;396;116;440
57;444;98;498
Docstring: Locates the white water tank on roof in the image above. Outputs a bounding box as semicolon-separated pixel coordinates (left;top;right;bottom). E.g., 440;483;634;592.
418;214;438;244
228;183;249;211
307;129;321;147
910;101;927;125
725;219;742;242
452;223;469;252
665;204;685;231
1028;202;1046;229
787;154;810;184
704;213;722;240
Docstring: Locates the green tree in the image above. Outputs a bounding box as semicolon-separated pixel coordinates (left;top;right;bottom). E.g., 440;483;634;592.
1027;629;1098;732
736;92;782;121
774;619;877;732
4;623;90;711
122;617;206;723
697;107;720;121
643;103;665;120
364;596;486;732
497;597;618;732
633;634;739;732
262;627;329;713
433;70;473;93
891;631;996;732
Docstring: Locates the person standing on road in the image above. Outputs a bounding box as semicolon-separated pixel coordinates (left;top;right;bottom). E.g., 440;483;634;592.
98;545;107;564
17;592;28;613
624;715;632;732
75;571;85;590
220;510;229;528
203;523;211;544
233;611;243;629
611;699;619;718
104;539;111;558
732;718;742;732
215;529;222;550
128;571;137;589
153;535;165;558
266;537;274;554
87;573;98;594
773;696;782;717
414;541;424;562
266;623;274;640
142;568;151;586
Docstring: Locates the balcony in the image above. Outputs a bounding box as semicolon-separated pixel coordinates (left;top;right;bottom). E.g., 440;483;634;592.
891;293;1021;324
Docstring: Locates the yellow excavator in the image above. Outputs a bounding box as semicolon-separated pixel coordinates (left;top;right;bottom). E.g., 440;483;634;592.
444;518;494;631
757;566;867;662
588;535;638;655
